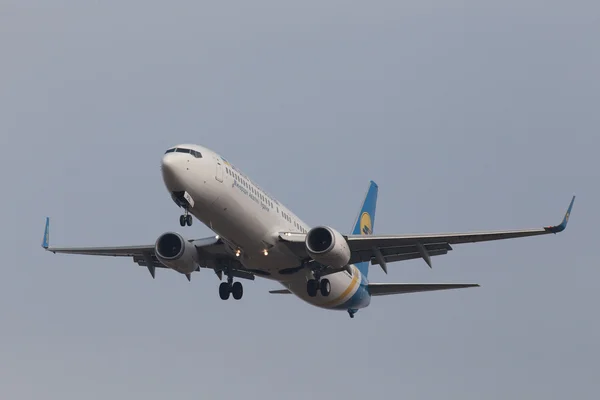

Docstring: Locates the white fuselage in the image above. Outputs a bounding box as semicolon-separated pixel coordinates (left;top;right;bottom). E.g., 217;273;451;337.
161;144;371;311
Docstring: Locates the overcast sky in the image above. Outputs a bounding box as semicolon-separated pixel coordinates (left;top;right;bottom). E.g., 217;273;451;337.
1;1;598;399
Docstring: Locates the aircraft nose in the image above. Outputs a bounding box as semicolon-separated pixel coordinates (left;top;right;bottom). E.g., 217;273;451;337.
161;153;174;173
161;153;182;189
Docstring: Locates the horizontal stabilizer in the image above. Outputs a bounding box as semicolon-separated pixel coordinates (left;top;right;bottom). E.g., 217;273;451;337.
269;289;292;294
368;283;479;296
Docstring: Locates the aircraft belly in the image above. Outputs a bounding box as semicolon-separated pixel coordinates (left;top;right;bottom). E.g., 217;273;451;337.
285;268;368;310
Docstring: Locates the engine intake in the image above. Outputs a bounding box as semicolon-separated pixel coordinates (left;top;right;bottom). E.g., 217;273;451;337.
305;226;351;269
156;232;184;259
155;232;199;274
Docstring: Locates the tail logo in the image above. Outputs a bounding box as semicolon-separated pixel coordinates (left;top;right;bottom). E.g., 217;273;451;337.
360;212;372;235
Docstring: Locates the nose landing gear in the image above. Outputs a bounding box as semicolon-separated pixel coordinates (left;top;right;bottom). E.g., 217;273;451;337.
306;278;331;297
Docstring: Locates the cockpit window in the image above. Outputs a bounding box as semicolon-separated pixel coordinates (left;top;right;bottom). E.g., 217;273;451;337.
169;148;202;158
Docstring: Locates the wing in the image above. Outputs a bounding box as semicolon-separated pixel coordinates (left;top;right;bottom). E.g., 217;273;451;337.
279;196;575;271
41;218;254;280
368;283;479;296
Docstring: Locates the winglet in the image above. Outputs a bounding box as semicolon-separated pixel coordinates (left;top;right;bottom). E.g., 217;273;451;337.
545;196;576;233
42;217;50;249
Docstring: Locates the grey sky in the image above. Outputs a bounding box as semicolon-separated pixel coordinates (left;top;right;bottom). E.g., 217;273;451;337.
1;1;598;399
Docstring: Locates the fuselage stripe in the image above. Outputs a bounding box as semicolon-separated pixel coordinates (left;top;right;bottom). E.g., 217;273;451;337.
322;266;361;307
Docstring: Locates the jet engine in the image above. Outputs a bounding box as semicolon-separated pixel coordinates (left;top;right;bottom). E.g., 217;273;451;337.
305;226;351;269
155;232;199;274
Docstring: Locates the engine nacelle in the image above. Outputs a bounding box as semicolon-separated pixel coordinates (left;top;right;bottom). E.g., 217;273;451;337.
305;226;351;269
155;232;199;274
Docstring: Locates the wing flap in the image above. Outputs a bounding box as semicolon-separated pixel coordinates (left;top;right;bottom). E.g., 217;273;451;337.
45;245;156;257
373;249;449;265
368;283;480;296
347;228;551;250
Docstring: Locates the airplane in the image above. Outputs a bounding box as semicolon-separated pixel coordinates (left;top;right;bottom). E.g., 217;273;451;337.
42;144;575;318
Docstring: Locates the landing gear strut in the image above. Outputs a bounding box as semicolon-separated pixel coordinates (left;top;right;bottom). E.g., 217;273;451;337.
179;209;193;227
219;273;243;300
306;277;331;297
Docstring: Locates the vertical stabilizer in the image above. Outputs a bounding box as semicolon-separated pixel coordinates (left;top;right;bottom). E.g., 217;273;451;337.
350;181;378;277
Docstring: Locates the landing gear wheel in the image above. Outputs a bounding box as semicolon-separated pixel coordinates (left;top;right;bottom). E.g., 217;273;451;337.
306;279;318;297
186;214;193;226
179;215;186;227
219;282;230;300
320;279;331;297
232;282;243;300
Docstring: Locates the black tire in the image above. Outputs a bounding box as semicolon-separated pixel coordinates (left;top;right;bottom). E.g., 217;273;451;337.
320;279;331;297
232;282;243;300
179;215;186;227
306;279;318;297
219;282;230;300
186;214;193;226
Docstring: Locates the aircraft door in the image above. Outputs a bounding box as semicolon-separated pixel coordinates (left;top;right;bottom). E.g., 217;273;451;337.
215;160;224;183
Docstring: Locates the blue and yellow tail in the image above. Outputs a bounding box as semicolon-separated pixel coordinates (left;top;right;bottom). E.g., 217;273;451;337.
351;181;378;278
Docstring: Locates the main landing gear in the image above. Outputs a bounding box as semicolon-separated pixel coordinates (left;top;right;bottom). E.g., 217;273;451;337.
306;277;331;297
219;276;243;300
179;210;193;227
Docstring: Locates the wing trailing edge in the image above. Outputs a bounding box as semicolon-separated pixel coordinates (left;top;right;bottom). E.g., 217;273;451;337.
368;283;480;296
